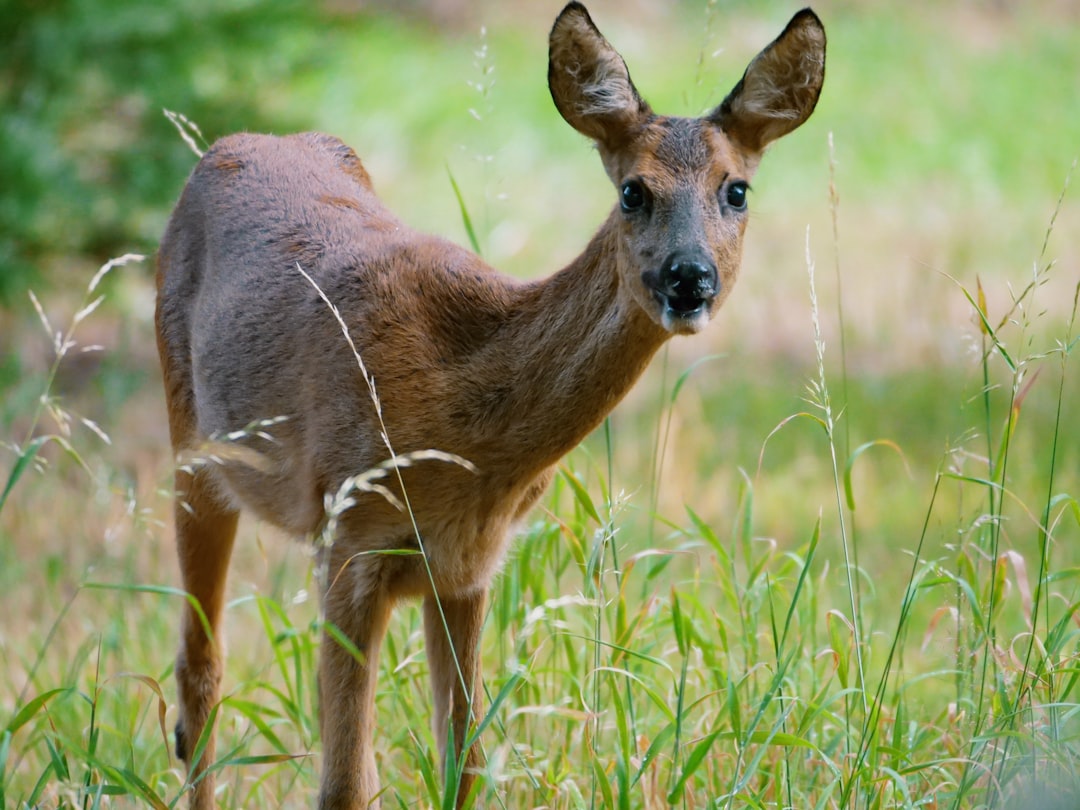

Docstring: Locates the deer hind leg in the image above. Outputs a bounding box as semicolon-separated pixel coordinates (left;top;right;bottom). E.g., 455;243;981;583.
317;549;395;810
172;465;239;809
423;588;488;808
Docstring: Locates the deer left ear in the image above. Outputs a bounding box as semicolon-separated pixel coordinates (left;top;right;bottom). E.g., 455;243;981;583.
548;2;653;153
709;8;826;154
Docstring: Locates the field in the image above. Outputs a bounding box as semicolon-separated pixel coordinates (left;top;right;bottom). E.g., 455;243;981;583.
2;0;1079;807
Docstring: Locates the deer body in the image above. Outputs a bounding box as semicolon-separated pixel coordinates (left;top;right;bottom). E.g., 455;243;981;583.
163;130;666;580
156;4;825;808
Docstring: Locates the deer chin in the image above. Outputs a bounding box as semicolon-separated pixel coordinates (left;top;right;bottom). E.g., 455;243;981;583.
656;294;714;335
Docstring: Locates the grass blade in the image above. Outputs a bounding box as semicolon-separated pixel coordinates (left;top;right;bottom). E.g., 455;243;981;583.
0;435;50;512
446;166;481;255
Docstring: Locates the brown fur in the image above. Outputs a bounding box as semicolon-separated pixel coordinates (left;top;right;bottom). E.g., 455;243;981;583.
155;4;825;808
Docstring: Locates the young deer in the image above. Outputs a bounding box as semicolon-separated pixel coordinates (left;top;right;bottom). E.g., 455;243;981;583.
156;3;824;807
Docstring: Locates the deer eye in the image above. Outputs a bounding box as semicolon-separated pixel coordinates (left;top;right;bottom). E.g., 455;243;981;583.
723;181;749;211
620;179;648;212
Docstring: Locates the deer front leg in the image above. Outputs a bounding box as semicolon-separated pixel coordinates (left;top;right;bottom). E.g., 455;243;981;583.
173;467;240;810
423;588;487;808
318;553;394;810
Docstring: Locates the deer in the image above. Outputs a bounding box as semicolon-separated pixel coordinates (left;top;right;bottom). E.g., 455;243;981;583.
155;3;825;807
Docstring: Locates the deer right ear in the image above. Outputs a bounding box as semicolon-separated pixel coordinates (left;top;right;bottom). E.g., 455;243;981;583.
548;2;652;152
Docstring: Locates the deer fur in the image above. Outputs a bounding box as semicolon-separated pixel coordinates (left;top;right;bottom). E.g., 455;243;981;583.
155;4;825;808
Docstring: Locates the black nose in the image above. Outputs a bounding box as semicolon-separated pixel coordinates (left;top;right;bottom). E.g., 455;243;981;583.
659;254;719;302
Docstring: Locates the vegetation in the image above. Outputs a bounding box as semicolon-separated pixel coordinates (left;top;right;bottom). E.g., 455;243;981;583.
2;1;1078;808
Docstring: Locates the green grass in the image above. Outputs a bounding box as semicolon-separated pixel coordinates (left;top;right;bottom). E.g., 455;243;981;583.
2;2;1080;808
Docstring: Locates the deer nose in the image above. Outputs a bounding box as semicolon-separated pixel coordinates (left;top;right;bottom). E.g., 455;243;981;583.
658;253;719;304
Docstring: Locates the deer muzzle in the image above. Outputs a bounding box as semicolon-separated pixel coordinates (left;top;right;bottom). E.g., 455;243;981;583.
645;251;719;333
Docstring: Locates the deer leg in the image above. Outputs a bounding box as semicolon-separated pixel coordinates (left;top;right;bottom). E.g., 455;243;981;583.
172;466;239;810
318;551;394;810
423;588;487;807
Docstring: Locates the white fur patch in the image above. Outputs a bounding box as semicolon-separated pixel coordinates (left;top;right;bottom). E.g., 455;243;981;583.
576;56;635;117
661;306;711;335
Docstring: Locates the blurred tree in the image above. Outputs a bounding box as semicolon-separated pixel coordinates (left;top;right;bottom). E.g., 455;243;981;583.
0;0;329;306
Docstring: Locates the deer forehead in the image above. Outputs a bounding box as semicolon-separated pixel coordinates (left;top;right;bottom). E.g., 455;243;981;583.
622;117;752;191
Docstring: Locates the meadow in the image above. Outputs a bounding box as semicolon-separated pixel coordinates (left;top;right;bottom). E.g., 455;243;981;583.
1;0;1079;807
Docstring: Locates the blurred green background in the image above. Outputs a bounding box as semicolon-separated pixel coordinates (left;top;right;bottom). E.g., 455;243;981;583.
3;0;1076;298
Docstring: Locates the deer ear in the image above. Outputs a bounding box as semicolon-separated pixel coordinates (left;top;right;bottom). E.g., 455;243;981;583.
709;8;826;154
548;2;652;151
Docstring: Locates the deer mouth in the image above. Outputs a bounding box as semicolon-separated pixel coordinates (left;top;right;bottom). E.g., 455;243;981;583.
663;289;712;316
655;290;714;333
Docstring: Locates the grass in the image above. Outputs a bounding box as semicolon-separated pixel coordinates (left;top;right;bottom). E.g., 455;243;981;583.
3;2;1080;808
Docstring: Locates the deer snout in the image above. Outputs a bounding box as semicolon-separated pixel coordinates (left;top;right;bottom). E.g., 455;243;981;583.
643;252;719;333
660;254;718;307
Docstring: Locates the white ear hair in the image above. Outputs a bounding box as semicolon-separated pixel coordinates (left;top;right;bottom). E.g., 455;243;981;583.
548;2;652;150
576;56;639;118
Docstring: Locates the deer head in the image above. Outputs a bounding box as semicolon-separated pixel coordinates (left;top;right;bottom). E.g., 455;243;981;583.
548;3;826;334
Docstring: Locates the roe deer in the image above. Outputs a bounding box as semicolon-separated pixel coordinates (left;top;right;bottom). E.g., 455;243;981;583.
155;3;825;807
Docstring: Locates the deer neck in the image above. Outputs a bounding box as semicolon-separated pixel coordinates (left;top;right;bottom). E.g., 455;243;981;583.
483;215;670;472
